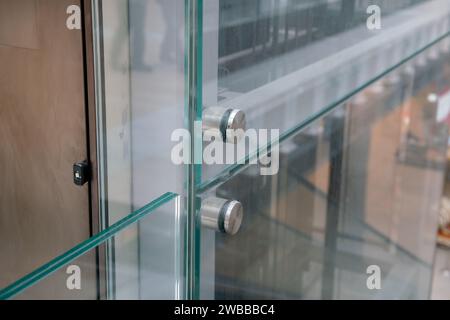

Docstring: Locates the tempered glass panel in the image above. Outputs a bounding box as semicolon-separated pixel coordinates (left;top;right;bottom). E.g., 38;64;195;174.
201;0;450;184
92;0;187;299
94;0;186;217
0;193;181;300
199;36;450;299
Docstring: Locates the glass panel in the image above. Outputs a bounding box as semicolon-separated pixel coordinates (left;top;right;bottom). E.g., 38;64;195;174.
0;193;182;300
91;0;187;299
94;0;186;217
201;0;450;184
198;35;450;299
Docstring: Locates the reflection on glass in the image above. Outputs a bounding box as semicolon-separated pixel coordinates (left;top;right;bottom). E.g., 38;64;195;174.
216;0;435;94
0;193;181;300
201;0;450;184
199;36;450;299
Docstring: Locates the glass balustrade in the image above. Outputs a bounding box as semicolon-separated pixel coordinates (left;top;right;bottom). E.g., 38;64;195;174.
197;34;450;299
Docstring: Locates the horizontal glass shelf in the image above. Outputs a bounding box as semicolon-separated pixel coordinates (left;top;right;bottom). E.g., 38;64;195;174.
215;0;437;95
0;192;181;300
200;0;450;186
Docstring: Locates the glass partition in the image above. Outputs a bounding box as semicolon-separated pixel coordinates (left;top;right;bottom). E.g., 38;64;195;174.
0;193;182;300
200;0;450;184
91;0;187;299
197;34;450;299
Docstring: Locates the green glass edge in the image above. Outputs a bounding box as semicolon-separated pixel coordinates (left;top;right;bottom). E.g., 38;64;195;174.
0;192;179;300
184;0;203;300
197;31;450;195
193;0;203;301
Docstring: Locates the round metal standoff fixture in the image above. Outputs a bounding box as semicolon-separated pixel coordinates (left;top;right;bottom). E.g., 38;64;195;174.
200;197;244;235
203;107;246;144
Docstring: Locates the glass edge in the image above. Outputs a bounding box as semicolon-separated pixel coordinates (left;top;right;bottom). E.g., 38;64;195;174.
184;0;203;300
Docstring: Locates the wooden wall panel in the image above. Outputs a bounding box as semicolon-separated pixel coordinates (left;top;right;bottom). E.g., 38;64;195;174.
0;0;96;299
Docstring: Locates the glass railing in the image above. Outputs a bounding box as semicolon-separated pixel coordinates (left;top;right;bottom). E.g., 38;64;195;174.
200;0;450;185
0;192;182;300
197;30;450;299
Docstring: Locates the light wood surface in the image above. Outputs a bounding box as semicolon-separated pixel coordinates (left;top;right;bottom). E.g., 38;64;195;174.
0;0;95;298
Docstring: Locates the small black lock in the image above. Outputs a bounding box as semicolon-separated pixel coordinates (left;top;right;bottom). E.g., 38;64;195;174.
73;160;90;186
